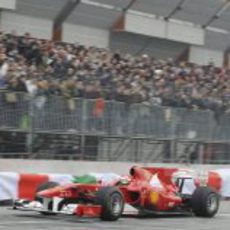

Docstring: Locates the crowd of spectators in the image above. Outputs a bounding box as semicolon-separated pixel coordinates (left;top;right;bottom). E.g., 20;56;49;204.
0;31;230;114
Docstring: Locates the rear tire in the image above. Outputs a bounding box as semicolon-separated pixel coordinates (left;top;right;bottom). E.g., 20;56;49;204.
96;187;124;221
191;187;219;217
35;181;60;215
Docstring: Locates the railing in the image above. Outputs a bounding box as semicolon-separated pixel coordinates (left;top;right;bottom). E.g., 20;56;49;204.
0;91;230;142
0;91;230;162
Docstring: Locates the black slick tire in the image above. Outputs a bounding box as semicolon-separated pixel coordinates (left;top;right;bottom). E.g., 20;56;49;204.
191;186;219;217
96;186;124;221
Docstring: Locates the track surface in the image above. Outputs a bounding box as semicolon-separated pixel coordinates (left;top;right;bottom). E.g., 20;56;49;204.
1;202;230;230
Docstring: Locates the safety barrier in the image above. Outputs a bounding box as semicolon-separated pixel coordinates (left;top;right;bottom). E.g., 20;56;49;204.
1;168;230;201
0;91;230;141
0;172;73;201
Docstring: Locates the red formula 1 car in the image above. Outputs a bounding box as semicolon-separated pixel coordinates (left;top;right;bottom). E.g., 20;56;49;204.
14;166;220;221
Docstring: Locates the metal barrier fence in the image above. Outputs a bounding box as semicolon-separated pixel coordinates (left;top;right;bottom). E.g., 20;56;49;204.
0;91;230;142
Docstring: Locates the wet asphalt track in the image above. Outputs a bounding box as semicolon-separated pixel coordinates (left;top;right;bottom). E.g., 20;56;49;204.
0;201;230;230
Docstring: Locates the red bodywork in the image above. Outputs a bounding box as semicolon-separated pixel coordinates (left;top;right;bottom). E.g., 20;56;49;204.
119;167;182;211
38;167;186;217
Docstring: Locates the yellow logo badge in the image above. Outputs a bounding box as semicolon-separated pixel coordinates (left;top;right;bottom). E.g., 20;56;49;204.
150;191;159;204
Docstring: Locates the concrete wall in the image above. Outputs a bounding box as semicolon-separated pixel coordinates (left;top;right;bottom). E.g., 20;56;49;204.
205;30;230;51
125;11;204;45
0;11;52;39
0;0;16;10
110;31;188;59
189;45;224;67
63;23;109;48
0;159;228;175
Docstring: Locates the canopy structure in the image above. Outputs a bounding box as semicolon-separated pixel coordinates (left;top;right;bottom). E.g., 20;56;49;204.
132;0;230;31
16;0;69;19
66;0;230;31
9;0;230;52
15;0;230;32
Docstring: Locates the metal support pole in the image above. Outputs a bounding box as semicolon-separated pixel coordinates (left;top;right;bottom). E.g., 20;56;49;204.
80;99;87;159
198;143;204;164
27;95;34;156
170;140;177;163
170;111;179;163
134;139;139;162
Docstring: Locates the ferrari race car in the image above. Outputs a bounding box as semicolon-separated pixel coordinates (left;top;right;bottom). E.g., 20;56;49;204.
13;166;220;221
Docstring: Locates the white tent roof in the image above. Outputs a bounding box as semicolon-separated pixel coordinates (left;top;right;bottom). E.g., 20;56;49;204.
15;0;230;31
14;0;230;48
66;2;122;28
16;0;69;19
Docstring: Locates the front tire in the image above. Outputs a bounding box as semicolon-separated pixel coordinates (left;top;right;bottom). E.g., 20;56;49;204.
191;187;219;217
96;187;124;221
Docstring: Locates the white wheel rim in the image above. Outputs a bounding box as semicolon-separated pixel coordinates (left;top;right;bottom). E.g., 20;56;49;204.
207;194;218;213
111;193;122;216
